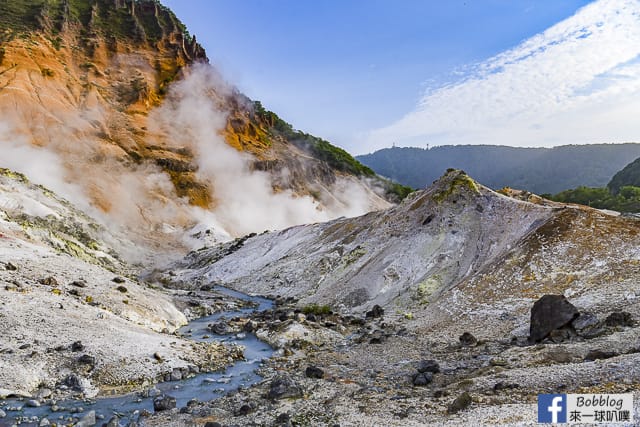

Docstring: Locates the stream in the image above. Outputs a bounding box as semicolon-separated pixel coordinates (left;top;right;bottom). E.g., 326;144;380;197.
0;287;274;426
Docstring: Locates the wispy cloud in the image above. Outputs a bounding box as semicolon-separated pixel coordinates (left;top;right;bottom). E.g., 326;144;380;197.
365;0;640;152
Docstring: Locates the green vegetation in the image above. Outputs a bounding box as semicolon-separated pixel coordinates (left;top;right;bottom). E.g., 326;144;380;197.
253;101;375;177
385;181;413;200
48;35;62;50
253;101;413;201
608;157;640;194
0;0;193;45
546;185;640;213
544;155;640;213
357;144;640;195
301;303;332;316
432;170;479;202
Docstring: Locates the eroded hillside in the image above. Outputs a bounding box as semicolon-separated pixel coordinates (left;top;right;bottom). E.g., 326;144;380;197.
0;0;397;258
0;168;241;397
152;170;640;426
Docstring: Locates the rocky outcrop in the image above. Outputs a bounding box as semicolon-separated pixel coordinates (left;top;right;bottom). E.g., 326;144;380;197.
162;170;556;312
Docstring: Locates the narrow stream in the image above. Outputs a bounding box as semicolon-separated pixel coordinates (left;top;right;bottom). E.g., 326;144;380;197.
0;287;274;426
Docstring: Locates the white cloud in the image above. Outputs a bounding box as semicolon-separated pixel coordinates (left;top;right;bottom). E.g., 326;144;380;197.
365;0;640;151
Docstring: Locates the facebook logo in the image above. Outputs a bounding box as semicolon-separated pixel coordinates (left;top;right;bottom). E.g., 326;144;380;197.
538;394;567;423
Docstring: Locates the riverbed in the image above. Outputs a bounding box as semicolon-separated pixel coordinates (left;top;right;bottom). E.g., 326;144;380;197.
0;287;274;426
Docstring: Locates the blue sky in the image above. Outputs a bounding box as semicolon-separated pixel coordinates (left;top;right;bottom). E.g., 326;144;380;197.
162;0;640;154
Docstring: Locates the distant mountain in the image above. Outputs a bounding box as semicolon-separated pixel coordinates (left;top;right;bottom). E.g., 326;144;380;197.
356;144;640;194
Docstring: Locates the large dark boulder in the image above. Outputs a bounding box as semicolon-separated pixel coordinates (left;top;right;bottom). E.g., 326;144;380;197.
529;295;579;343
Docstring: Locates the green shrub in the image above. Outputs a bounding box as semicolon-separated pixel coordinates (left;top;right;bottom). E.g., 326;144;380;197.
302;304;332;316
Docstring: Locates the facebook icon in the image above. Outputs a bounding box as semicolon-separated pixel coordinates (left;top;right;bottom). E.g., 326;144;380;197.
538;394;567;423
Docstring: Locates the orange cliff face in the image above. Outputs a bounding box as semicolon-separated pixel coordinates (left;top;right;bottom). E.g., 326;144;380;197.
0;0;218;210
0;0;394;253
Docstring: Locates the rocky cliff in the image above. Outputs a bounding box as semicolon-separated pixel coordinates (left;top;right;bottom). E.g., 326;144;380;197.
0;0;397;258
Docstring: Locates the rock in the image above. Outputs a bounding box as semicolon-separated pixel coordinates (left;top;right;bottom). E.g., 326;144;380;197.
366;304;384;318
447;392;473;414
548;327;572;343
417;359;440;373
116;285;128;293
305;366;324;379
35;388;52;399
412;372;433;386
104;416;120;427
580;325;606;339
584;349;618;361
459;332;477;346
62;374;83;391
209;321;232;335
71;341;85;352
5;262;17;271
39;418;50;426
75;410;96;427
605;311;634;327
275;413;292;427
267;375;303;400
79;354;96;366
169;368;182;381
26;399;41;407
0;409;6;418
368;329;386;344
203;423;222;427
243;320;258;332
153;352;164;362
571;312;603;338
236;403;253;416
70;280;87;288
153;395;177;412
112;277;126;283
493;382;519;391
39;276;59;287
529;295;579;343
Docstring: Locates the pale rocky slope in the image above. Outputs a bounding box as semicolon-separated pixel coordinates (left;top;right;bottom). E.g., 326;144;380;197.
0;168;237;398
163;170;557;312
152;170;640;426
